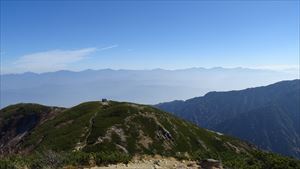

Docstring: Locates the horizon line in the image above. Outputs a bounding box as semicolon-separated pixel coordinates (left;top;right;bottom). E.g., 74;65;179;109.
1;66;299;76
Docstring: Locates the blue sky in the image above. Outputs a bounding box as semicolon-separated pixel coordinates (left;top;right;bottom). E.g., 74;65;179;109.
1;1;299;74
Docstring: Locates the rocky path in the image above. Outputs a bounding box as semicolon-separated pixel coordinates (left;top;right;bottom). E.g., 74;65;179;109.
75;111;98;150
84;155;225;169
88;158;199;169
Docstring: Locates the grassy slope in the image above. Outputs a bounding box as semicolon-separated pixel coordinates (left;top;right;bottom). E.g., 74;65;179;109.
21;101;248;154
1;101;300;169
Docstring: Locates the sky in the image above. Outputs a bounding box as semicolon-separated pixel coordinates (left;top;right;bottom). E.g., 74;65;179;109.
0;1;299;74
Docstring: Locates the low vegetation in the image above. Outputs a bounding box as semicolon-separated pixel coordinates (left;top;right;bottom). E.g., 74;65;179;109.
1;150;299;169
0;151;131;169
1;101;300;169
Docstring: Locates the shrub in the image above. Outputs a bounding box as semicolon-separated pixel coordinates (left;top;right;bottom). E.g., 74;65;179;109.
64;151;91;166
93;152;131;165
0;159;16;169
29;150;64;169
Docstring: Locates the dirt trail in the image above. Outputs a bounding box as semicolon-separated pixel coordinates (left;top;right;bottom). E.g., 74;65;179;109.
75;111;98;150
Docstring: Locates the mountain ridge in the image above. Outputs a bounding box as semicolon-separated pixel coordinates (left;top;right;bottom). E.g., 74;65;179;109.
156;79;300;158
1;68;297;108
1;67;285;76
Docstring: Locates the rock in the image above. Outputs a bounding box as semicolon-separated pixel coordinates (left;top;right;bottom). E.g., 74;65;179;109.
199;159;223;169
153;160;160;166
153;164;160;169
187;162;195;167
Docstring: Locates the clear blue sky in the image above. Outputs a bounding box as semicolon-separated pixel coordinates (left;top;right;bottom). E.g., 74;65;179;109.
1;1;299;73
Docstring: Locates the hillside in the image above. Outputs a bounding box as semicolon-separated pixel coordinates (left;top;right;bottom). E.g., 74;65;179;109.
0;103;64;154
156;79;300;158
1;101;300;169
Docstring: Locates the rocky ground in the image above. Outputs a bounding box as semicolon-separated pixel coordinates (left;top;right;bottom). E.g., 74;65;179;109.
84;155;222;169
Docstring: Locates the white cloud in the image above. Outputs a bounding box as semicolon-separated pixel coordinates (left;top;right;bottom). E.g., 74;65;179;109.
253;64;299;70
98;44;118;51
11;47;97;73
1;45;119;74
250;64;300;74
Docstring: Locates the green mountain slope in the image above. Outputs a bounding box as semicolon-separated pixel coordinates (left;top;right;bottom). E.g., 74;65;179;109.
0;103;64;154
156;79;300;158
1;101;300;169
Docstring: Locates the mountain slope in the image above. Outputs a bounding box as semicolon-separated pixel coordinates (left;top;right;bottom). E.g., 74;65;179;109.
1;101;300;168
1;101;253;156
156;79;300;158
0;103;64;154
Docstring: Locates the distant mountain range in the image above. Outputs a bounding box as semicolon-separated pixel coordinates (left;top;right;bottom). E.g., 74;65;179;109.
1;101;299;168
156;79;300;158
0;67;297;108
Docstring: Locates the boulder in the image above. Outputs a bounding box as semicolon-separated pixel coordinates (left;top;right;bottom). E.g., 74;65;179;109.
199;159;223;169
